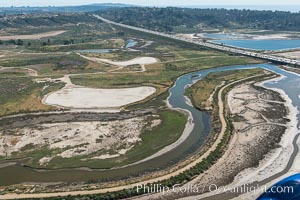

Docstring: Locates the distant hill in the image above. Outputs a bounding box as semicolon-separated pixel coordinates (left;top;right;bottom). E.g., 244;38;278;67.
87;3;135;7
0;3;135;14
98;7;300;32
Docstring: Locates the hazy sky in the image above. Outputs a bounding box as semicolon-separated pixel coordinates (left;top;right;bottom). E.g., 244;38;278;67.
1;0;300;7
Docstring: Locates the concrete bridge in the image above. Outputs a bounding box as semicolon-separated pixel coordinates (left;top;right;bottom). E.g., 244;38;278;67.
95;15;300;67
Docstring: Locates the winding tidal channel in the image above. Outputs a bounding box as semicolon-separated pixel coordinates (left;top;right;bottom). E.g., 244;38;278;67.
0;63;299;189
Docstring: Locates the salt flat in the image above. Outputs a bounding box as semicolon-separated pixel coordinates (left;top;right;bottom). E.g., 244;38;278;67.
43;86;156;109
97;57;158;66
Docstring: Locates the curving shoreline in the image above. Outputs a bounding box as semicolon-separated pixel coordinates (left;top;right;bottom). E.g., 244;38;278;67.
181;69;300;200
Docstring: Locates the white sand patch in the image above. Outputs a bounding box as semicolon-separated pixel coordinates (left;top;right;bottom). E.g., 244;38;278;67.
0;30;66;40
184;96;193;107
43;86;156;109
39;157;54;166
251;34;291;40
97;57;158;67
140;41;153;48
176;34;202;39
88;154;119;160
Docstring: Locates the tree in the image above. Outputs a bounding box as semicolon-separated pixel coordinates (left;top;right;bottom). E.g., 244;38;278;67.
7;39;16;45
99;7;300;31
63;40;70;45
16;39;23;45
117;31;125;36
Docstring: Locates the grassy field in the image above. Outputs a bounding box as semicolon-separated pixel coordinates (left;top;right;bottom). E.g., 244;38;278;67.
6;110;186;169
69;44;262;112
0;77;64;116
0;52;116;76
0;71;28;78
29;38;125;52
71;53;262;88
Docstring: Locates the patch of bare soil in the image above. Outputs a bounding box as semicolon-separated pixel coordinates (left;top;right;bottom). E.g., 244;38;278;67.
0;30;66;40
0;115;161;166
274;50;300;60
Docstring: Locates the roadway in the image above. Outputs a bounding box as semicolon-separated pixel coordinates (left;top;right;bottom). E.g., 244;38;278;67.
94;15;300;67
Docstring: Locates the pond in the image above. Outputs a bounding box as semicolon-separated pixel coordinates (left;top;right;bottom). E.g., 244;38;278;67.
214;39;300;50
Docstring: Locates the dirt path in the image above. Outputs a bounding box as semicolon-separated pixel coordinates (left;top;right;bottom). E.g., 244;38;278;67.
0;75;262;200
77;53;113;66
78;53;153;73
0;30;66;40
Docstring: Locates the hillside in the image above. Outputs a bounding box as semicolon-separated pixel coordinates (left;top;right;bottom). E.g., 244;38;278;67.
98;7;300;32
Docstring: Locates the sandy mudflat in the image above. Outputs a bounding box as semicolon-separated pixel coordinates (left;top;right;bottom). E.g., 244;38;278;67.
96;57;158;66
0;30;66;40
229;80;299;200
251;34;292;40
140;77;290;200
43;86;156;109
78;55;158;71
